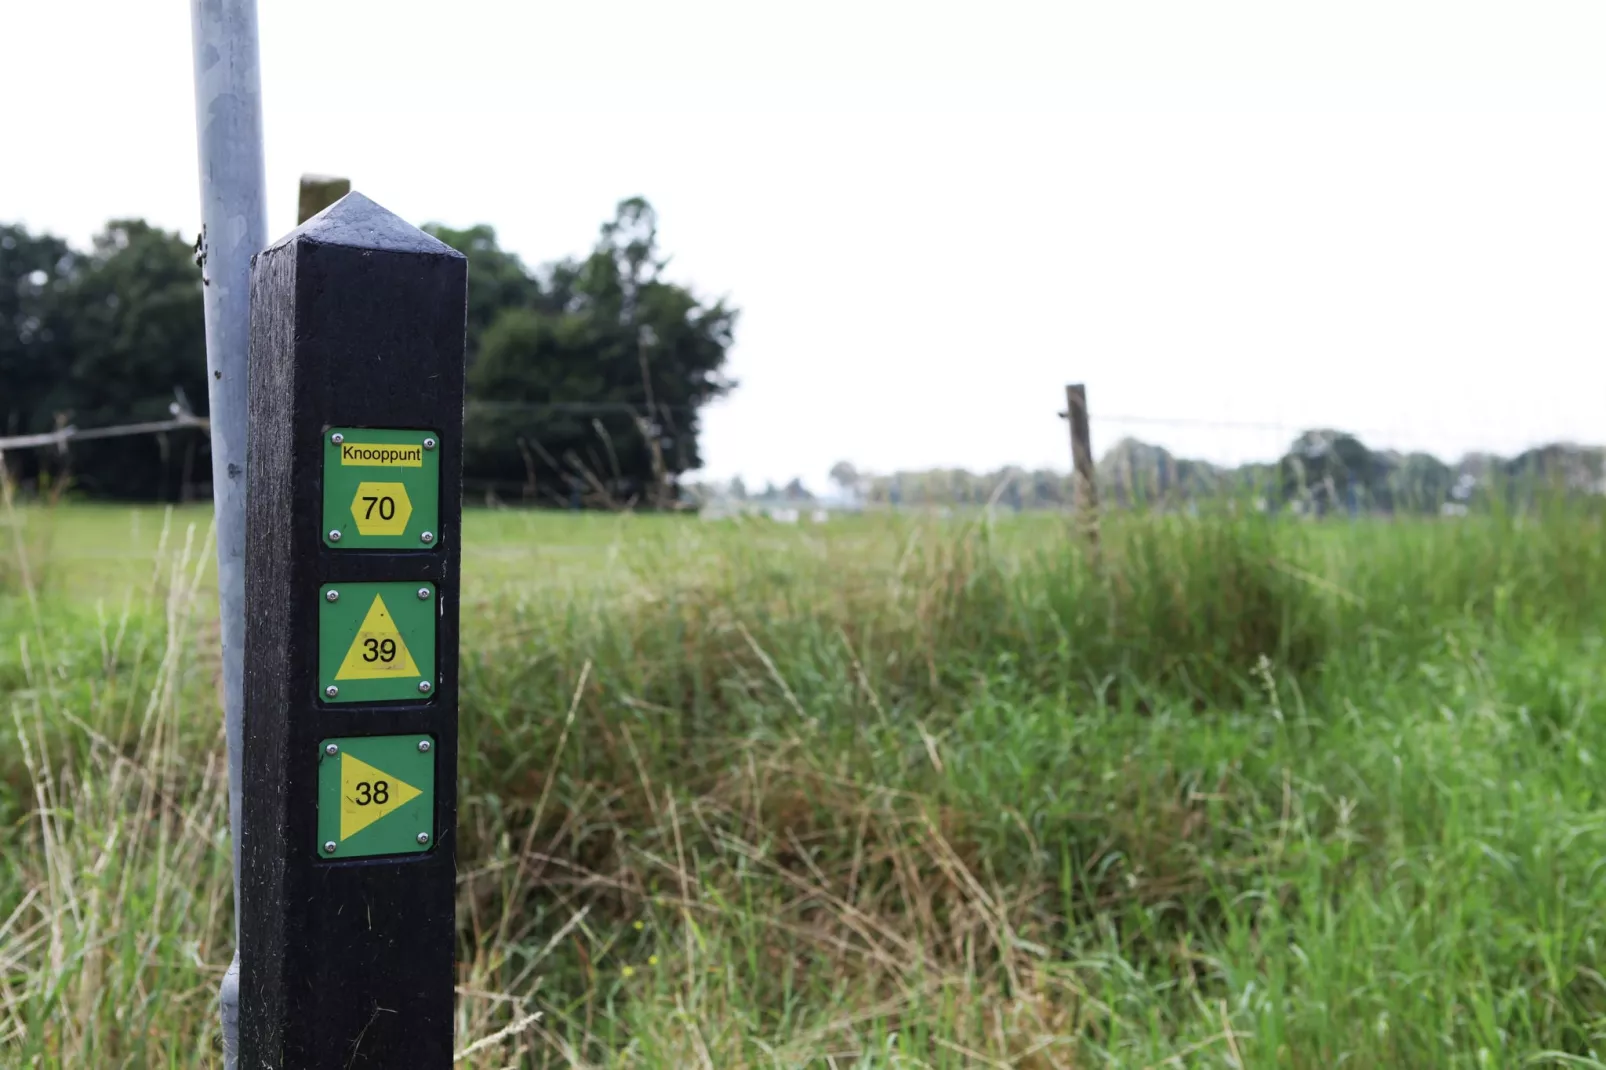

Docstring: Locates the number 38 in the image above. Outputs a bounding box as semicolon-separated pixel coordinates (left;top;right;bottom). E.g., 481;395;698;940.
353;780;390;806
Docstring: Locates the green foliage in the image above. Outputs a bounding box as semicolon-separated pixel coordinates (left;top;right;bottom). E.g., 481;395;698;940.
1507;442;1606;495
1278;428;1383;511
3;200;735;507
1385;449;1455;511
0;225;77;438
852;431;1604;517
419;223;541;362
8;505;1606;1064
455;198;737;504
1;220;208;501
57;221;211;499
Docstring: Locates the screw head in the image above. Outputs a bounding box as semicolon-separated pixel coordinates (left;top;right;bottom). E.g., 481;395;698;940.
328;529;342;542
330;432;344;445
417;587;431;600
423;437;437;450
419;530;435;544
325;589;339;603
417;740;432;753
324;743;339;756
324;841;338;854
325;685;339;699
418;680;432;694
416;832;431;845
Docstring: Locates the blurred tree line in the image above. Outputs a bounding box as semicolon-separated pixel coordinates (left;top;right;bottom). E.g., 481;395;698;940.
2;220;210;499
1;198;736;505
809;431;1605;515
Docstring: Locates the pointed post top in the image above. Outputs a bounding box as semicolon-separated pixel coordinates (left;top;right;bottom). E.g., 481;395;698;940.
267;190;462;259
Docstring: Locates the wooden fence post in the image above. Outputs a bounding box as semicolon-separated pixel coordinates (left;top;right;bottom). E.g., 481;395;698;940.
242;191;466;1068
297;174;352;225
1062;383;1100;544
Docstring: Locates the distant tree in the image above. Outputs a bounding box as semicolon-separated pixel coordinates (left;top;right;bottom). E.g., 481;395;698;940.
1;199;735;506
0;225;76;481
783;477;813;502
770;436;1601;520
421;224;542;363
1234;462;1280;501
1028;470;1065;508
1387;452;1454;512
461;198;737;505
1002;471;1023;512
8;221;209;500
1279;430;1386;514
828;461;860;499
728;475;748;500
1505;444;1606;496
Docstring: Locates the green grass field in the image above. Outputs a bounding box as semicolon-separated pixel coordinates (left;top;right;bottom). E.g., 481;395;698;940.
3;499;1605;1067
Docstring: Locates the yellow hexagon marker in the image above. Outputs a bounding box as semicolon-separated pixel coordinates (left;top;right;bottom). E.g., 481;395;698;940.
349;481;412;536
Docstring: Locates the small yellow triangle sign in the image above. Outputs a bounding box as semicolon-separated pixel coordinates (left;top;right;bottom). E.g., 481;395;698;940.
336;594;420;680
340;752;423;840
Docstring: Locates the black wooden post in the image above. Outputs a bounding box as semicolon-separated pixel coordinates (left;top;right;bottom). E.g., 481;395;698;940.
242;192;466;1068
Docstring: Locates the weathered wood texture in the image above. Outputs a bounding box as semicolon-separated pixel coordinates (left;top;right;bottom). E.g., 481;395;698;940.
296;174;352;225
1065;384;1100;544
242;192;466;1068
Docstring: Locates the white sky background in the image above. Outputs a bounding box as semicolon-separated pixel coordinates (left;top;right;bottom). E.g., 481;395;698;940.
4;2;1605;492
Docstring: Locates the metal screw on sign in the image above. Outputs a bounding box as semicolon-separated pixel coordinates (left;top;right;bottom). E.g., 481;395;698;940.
417;740;431;753
325;685;339;699
418;680;432;694
325;590;339;603
323;841;337;854
330;432;344;445
325;743;339;756
416;832;431;845
417;587;431;600
422;437;436;450
328;529;343;542
419;530;434;544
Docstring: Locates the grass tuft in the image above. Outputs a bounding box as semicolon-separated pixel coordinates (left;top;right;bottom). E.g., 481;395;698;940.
3;501;1606;1065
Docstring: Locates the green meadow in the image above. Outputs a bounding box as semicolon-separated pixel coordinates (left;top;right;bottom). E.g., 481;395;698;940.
2;500;1605;1067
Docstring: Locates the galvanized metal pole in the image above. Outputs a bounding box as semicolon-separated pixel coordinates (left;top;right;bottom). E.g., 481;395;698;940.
190;1;267;1066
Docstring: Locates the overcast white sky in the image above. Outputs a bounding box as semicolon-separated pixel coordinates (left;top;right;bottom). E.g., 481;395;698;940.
4;2;1605;490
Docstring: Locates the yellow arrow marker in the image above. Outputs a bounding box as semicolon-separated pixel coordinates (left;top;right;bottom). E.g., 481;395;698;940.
335;594;421;680
340;752;423;840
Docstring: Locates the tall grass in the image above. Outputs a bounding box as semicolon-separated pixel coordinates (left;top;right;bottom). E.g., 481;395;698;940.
3;501;1605;1066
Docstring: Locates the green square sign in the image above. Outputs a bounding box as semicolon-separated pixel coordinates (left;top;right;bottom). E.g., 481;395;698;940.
316;734;436;860
318;581;437;704
322;427;442;550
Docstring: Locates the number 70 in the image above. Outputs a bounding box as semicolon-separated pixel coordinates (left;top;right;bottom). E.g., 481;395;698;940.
362;496;397;521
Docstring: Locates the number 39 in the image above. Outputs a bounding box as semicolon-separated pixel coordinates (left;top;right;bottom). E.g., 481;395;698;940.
362;638;397;663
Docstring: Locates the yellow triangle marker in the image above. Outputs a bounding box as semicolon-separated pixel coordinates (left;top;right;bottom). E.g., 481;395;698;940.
336;594;420;680
340;752;423;840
